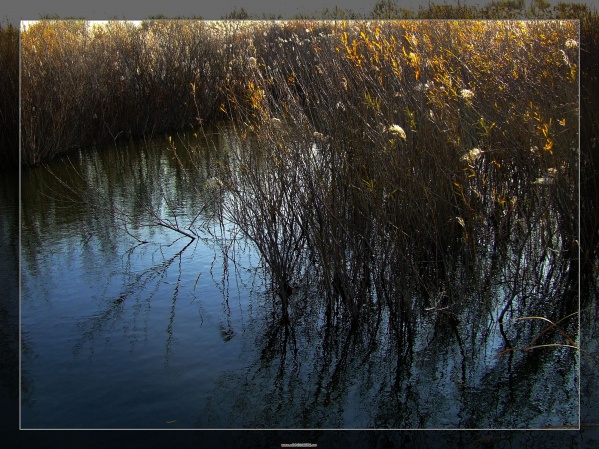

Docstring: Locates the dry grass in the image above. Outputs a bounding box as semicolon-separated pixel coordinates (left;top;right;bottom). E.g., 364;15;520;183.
12;7;594;325
166;19;579;325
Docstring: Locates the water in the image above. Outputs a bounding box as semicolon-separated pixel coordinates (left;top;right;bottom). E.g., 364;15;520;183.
17;129;580;429
20;133;262;428
0;170;19;430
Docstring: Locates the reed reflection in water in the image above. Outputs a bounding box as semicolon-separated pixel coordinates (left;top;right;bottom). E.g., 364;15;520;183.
20;126;578;428
181;123;578;428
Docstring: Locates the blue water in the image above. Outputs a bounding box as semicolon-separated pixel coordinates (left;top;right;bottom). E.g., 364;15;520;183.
18;132;580;429
19;135;264;428
21;221;256;428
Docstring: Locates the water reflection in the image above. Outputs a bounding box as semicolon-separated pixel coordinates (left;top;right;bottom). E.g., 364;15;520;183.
199;279;577;428
195;122;579;428
20;126;580;429
0;171;19;427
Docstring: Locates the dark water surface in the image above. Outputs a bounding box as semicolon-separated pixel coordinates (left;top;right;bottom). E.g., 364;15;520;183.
18;129;580;429
0;170;19;431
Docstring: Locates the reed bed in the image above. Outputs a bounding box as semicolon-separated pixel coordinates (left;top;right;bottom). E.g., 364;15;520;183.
15;10;590;331
8;3;594;427
0;23;18;168
21;20;231;165
165;19;579;327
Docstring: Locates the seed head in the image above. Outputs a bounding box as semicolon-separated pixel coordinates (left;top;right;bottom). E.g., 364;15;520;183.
388;125;407;140
460;89;474;101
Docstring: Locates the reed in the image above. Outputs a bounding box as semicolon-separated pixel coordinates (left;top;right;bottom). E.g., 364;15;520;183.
0;22;18;168
13;6;593;327
180;19;579;325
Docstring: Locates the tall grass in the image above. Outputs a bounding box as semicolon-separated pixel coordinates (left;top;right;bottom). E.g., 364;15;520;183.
20;20;238;165
0;23;18;168
12;6;593;324
165;19;578;326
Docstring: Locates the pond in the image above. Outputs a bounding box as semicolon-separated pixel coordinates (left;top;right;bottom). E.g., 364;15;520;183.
19;126;578;429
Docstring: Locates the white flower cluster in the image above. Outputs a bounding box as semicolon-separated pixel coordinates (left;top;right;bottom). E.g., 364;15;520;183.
414;82;430;92
461;147;482;163
565;38;578;49
460;89;474;101
388;125;407;140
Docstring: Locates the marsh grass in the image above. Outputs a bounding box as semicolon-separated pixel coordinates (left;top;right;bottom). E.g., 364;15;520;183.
18;16;583;342
166;20;579;332
10;4;595;430
20;20;232;165
0;23;18;167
